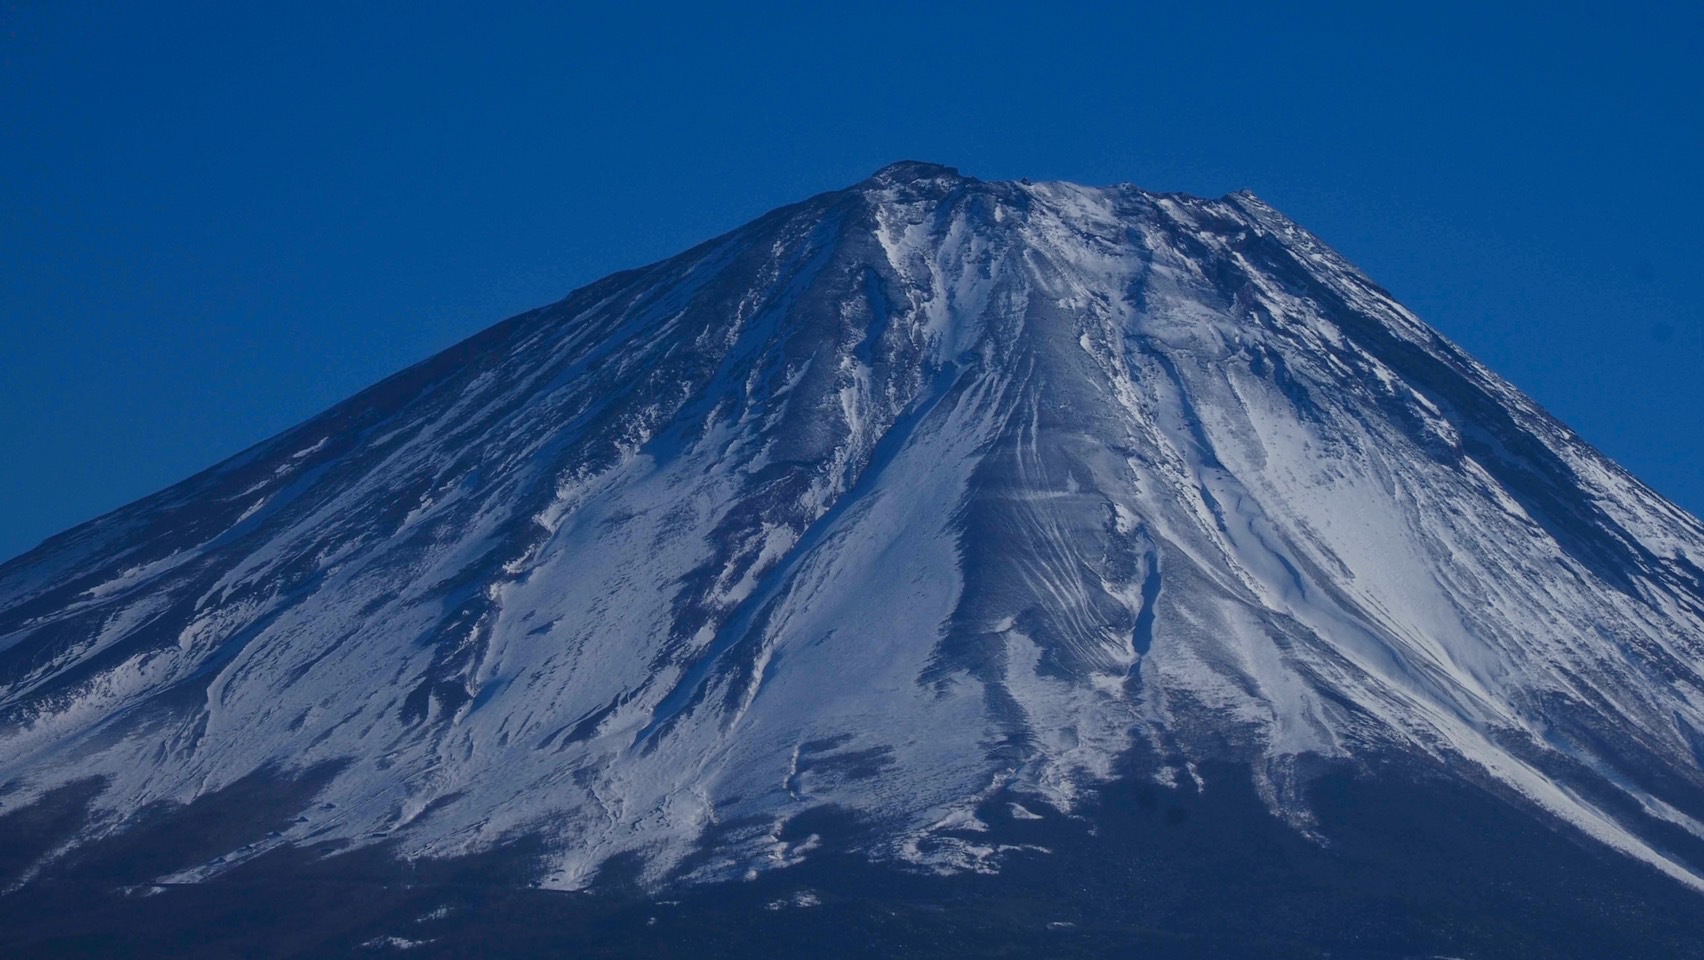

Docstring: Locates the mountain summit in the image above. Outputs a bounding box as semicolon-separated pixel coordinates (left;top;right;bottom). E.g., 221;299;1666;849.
4;165;1704;954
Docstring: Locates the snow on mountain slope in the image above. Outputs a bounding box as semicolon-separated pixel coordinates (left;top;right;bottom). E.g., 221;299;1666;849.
3;161;1703;893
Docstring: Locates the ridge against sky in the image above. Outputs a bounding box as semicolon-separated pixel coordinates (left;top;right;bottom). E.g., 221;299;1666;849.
1;1;1699;561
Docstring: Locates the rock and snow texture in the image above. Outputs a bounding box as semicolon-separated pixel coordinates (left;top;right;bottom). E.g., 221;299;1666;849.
2;162;1703;892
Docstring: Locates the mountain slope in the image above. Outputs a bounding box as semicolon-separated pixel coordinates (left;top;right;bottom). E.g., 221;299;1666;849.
3;162;1703;914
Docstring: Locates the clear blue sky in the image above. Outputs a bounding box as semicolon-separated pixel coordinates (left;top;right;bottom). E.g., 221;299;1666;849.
2;1;1700;562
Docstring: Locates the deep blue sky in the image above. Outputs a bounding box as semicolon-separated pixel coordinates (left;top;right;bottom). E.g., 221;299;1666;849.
2;1;1700;562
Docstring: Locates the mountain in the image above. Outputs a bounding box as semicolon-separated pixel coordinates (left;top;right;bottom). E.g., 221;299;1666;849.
4;161;1704;957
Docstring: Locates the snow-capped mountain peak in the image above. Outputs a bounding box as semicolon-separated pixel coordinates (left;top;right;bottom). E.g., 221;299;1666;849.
3;163;1703;897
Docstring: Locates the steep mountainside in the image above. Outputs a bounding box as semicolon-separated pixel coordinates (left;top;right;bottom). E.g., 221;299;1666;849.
3;164;1703;945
